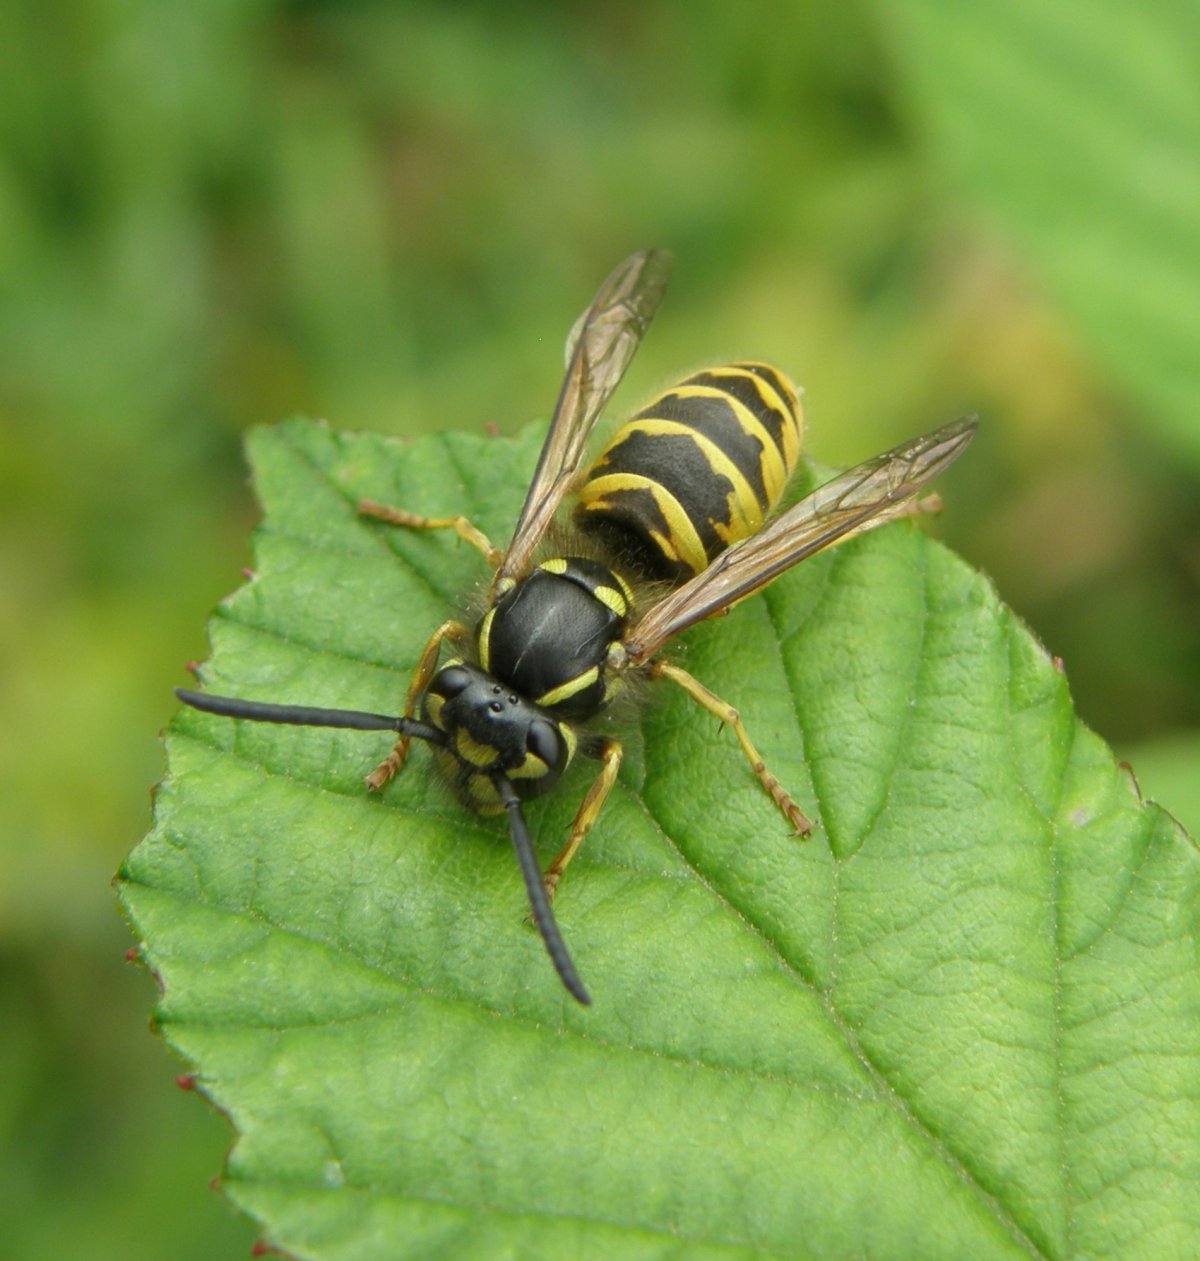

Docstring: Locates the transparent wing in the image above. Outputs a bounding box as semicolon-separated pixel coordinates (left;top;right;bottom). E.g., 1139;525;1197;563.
623;416;978;663
495;248;673;585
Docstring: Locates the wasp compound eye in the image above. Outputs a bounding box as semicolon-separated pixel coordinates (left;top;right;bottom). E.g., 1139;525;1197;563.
431;664;472;699
526;718;563;769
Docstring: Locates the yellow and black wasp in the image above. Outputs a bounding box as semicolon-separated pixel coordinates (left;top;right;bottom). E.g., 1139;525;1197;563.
177;249;976;1005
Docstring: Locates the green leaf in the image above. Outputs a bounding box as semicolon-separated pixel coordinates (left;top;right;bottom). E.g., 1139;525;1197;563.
887;0;1200;465
119;418;1200;1260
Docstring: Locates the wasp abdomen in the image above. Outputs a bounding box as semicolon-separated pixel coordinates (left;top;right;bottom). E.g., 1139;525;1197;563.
574;361;802;581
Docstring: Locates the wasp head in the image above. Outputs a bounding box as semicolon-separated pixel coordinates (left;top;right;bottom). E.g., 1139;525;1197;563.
422;662;573;810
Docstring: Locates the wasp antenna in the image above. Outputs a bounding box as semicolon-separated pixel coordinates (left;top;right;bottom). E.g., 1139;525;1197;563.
492;774;591;1006
174;687;446;745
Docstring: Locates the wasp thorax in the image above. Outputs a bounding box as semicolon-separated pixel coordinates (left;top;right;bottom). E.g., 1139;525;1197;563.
478;556;633;721
422;662;573;811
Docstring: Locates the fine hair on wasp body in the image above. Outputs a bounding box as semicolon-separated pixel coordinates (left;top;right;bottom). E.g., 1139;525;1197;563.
176;249;977;1006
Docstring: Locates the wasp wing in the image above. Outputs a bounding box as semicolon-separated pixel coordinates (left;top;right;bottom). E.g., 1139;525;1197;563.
623;416;977;663
495;249;673;585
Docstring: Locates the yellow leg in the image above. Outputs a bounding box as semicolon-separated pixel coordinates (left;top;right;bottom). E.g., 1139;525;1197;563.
543;739;623;901
649;660;812;835
357;499;502;569
364;619;470;791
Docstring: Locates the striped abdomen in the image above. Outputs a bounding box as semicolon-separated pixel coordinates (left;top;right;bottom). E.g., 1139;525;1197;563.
574;361;803;581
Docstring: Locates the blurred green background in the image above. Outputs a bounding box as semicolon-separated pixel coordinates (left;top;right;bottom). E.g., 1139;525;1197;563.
2;1;1197;1256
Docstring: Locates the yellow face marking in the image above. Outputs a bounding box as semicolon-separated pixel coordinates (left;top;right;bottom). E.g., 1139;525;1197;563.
536;665;600;709
557;723;577;763
592;584;628;617
494;576;516;597
456;729;498;767
539;557;568;575
509;753;549;780
423;691;445;729
476;607;496;672
467;772;504;813
612;570;635;609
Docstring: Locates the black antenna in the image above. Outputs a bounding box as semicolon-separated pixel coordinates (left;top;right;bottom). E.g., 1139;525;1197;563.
492;773;591;1005
174;688;446;745
174;688;589;1002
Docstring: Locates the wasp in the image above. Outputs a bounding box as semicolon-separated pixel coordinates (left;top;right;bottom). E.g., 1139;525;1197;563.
177;250;976;1005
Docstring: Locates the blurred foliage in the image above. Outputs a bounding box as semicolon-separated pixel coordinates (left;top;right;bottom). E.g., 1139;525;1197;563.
0;0;1196;1256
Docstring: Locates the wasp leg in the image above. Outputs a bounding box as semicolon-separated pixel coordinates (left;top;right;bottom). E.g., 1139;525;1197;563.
357;499;503;569
542;738;623;901
364;618;470;791
649;660;812;835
